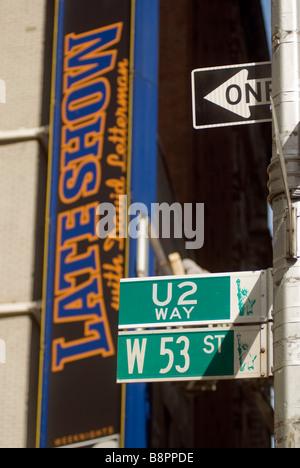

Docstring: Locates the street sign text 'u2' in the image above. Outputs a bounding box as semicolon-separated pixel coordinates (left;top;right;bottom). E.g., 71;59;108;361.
118;270;270;329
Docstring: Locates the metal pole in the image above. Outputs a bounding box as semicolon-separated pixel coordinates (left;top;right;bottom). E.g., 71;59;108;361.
136;213;149;278
268;0;300;448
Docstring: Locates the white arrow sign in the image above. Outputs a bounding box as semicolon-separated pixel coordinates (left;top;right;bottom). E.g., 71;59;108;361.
192;62;272;129
204;69;272;118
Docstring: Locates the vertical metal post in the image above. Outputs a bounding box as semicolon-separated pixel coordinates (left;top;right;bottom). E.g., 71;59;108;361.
268;0;300;448
136;213;149;278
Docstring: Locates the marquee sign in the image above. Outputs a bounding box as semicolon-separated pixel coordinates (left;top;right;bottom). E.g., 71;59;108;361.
37;0;133;448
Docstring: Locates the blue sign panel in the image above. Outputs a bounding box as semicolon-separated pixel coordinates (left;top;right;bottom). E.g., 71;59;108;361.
37;0;133;448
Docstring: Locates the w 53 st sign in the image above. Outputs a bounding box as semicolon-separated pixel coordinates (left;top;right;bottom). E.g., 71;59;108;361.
117;326;269;382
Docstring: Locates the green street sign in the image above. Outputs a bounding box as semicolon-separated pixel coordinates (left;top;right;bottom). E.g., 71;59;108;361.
117;325;268;382
118;270;270;329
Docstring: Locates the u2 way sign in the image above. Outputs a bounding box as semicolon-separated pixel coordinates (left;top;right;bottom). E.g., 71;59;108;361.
118;270;271;329
191;62;271;129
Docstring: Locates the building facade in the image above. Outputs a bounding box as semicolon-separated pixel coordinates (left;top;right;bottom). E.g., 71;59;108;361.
153;0;273;448
0;0;273;448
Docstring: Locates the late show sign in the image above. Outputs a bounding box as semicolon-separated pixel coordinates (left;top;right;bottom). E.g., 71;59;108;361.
37;0;133;448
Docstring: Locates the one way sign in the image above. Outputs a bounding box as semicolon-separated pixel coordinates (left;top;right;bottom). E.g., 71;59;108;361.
191;62;271;129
